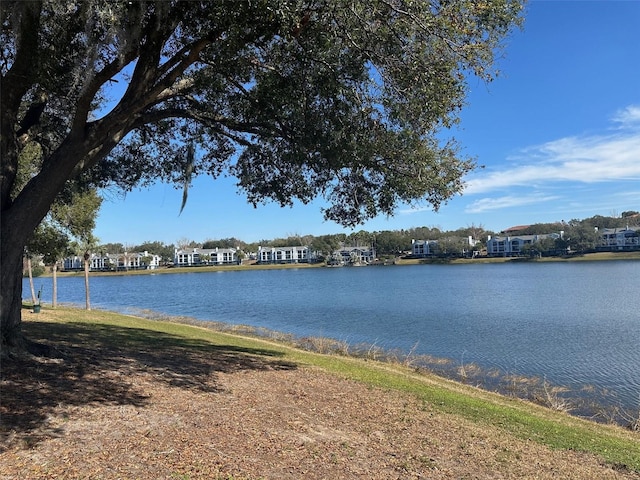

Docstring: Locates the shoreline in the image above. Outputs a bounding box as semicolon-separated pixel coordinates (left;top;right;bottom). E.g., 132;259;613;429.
21;302;640;428
4;305;639;477
32;250;640;278
118;306;640;428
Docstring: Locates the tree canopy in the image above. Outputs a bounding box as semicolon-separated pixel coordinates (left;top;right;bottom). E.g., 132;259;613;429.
1;0;524;350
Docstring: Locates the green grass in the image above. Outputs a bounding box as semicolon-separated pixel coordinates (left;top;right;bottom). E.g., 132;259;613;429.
23;306;640;472
292;354;640;470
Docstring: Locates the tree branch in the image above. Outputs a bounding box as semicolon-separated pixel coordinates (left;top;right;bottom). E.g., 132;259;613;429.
71;48;141;135
131;106;285;141
1;1;43;207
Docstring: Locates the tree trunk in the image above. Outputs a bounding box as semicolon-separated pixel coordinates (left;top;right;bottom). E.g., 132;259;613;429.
52;262;58;308
84;255;91;311
0;238;26;354
27;257;36;304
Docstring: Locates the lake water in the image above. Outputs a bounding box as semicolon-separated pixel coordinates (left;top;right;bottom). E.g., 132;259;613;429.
24;261;640;411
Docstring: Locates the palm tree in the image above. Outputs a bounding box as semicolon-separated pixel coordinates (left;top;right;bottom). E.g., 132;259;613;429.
74;235;98;311
24;248;37;305
83;248;91;310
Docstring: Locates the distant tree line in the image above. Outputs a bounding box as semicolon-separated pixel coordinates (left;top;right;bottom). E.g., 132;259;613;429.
92;212;639;262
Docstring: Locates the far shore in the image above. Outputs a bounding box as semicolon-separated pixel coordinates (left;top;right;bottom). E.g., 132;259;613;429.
34;250;640;278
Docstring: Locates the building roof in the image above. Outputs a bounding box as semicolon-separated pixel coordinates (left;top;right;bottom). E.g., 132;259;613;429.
489;232;560;242
501;225;530;234
175;247;236;254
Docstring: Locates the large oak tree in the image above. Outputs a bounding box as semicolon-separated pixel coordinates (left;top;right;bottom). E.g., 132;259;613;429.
1;0;524;352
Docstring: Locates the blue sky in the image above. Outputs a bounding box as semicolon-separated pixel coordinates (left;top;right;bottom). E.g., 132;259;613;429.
95;1;640;245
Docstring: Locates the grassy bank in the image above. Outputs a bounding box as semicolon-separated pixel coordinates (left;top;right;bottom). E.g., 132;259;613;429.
16;306;640;473
396;250;640;265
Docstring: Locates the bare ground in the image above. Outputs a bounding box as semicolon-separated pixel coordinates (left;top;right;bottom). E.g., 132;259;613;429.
1;318;639;480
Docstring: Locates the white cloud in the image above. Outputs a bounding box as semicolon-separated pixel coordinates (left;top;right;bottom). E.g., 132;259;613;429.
611;189;640;201
611;105;640;127
464;107;640;195
398;107;640;219
465;194;560;214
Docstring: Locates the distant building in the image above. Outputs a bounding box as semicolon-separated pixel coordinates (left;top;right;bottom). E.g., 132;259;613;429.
334;245;376;265
174;247;239;266
486;233;561;257
63;256;83;270
257;245;313;264
411;239;438;257
114;251;162;270
411;236;479;258
63;251;161;271
597;227;640;251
